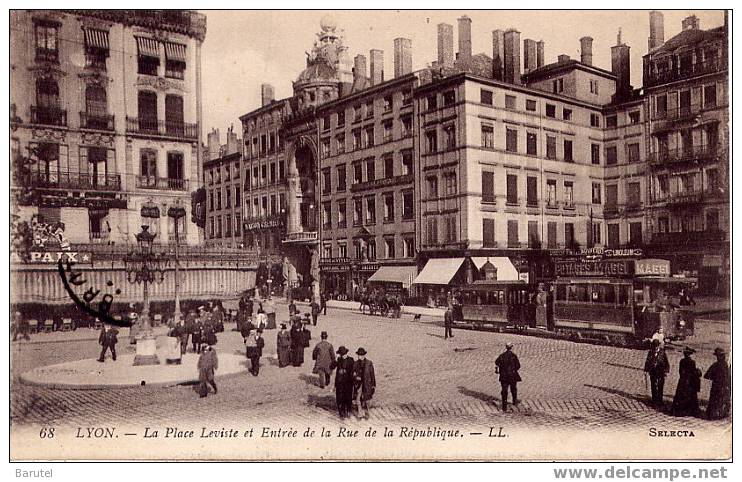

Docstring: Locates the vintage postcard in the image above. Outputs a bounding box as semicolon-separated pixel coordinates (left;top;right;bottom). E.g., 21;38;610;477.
9;9;731;461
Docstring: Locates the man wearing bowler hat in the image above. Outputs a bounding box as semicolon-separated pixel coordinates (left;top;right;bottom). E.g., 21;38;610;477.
644;338;670;408
334;346;355;418
353;347;376;419
495;342;521;411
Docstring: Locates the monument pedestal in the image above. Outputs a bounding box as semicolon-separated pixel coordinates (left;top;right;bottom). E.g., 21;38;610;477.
133;336;160;366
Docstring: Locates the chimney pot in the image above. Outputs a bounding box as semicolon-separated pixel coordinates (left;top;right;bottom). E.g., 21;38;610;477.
682;15;700;31
523;38;537;73
558;54;571;63
457;16;473;69
370;49;384;85
437;23;454;69
648;10;665;51
353;54;367;81
580;36;593;66
536;40;545;68
492;30;505;80
261;83;275;107
394;38;413;77
503;28;521;85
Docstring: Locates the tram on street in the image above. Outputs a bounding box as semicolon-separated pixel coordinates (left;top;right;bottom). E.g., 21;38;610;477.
454;255;697;347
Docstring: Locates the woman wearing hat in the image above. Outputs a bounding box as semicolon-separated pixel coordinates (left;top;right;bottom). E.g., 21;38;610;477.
353;347;376;419
671;347;701;417
704;347;731;420
334;346;355;419
276;323;292;368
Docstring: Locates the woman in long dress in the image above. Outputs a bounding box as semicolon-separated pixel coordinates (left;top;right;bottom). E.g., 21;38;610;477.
672;347;701;416
276;323;292;368
705;347;731;420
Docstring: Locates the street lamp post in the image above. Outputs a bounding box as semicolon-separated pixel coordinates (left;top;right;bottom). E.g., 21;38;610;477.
125;225;165;366
168;201;187;324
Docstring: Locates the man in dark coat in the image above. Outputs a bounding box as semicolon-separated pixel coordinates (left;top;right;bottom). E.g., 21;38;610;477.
644;338;670;407
183;309;197;352
704;347;731;420
311;299;321;326
495;342;521;411
97;324;118;362
277;323;292;368
245;328;265;376
197;346;218;397
312;331;335;388
192;311;204;354
672;347;701;417
444;307;454;339
334;346;355;418
290;319;305;367
353;347;376;419
289;300;298;318
320;292;327;315
169;321;189;355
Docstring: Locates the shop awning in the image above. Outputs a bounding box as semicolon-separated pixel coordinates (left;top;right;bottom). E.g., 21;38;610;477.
412;258;465;285
135;36;160;58
367;266;417;288
470;257;519;281
84;28;109;51
164;42;187;62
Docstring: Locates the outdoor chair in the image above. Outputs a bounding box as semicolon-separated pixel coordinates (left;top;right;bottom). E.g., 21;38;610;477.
28;319;38;334
61;318;72;331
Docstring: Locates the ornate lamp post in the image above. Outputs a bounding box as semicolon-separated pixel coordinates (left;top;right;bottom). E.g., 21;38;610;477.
167;200;187;323
125;224;165;366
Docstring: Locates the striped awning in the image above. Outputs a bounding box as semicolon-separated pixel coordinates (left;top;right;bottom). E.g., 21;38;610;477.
164;42;187;62
84;28;109;51
135;36;160;58
367;266;417;289
412;258;466;285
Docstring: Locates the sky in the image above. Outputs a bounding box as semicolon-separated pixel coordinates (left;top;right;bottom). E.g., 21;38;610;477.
199;10;726;143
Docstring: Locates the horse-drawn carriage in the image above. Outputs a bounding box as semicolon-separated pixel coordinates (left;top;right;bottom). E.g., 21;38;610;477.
360;291;402;318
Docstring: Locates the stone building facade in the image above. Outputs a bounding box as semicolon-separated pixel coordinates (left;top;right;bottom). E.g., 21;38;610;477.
203;126;243;247
11;10;206;247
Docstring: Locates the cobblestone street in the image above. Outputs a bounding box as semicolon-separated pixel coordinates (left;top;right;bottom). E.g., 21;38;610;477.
11;302;730;434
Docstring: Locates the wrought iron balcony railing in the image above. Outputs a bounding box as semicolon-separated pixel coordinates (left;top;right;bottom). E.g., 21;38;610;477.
136;175;189;191
648;144;718;167
80;112;115;131
29;170;121;191
30;106;67;127
126;117;198;140
645;57;726;87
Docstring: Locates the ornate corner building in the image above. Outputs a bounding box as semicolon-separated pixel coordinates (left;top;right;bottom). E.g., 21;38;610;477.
10;10;207;247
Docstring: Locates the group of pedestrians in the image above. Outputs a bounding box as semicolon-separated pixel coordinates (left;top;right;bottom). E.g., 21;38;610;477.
644;339;731;419
310;332;376;419
169;304;223;357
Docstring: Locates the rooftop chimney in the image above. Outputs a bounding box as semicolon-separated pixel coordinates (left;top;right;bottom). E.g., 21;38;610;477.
261;83;275;107
558;54;571;63
503;28;521;84
536;40;545;68
682;15;700;31
580;36;593;65
394;38;412;77
226;125;240;155
370;49;384;85
523;38;537;73
648;10;665;51
353;54;367;81
611;29;631;101
437;23;454;69
457;16;472;68
492;29;505;80
207;128;220;161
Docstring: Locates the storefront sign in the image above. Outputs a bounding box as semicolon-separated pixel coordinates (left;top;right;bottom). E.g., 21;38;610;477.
356;263;380;272
635;259;671;277
29;251;93;264
554;259;634;277
320;257;351;266
702;255;723;267
244;217;284;231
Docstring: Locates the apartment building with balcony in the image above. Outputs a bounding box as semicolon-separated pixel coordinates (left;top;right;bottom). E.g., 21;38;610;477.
239;91;291;262
315;58;418;297
642;13;729;291
203;126;243;248
10;10;205;246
